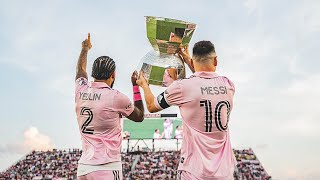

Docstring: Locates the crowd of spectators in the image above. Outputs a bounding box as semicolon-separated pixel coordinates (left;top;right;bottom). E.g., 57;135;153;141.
1;148;271;180
124;151;180;180
0;149;81;180
234;149;272;180
122;150;272;180
121;152;135;178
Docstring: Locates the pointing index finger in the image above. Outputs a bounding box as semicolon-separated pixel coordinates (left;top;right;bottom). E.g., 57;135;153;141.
88;33;91;41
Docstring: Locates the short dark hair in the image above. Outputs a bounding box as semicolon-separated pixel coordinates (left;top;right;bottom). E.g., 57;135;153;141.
155;129;159;132
193;41;215;58
176;125;179;129
91;56;116;80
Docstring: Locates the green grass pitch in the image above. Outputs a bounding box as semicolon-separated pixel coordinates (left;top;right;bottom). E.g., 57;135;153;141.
123;118;182;139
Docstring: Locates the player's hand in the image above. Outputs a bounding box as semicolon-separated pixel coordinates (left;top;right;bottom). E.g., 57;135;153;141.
178;46;191;63
82;33;92;51
136;71;148;88
131;70;138;86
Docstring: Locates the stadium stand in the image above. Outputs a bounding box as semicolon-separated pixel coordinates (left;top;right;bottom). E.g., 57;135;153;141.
0;148;271;180
0;149;80;180
126;151;180;180
233;149;271;180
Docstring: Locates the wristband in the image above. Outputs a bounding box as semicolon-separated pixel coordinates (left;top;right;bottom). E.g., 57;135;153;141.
134;93;142;101
133;86;140;93
133;86;142;101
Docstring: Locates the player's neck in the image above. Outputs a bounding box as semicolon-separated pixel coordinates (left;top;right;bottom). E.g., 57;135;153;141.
194;66;216;73
94;78;114;87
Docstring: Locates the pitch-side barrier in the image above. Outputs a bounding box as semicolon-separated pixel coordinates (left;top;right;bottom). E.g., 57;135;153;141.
121;138;183;152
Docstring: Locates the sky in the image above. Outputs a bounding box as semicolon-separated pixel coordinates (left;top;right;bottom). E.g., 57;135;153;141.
0;0;320;179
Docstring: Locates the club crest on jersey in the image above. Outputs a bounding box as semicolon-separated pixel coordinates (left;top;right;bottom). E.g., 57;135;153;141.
78;78;87;86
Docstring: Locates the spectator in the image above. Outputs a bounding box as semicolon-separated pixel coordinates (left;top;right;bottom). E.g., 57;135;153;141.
174;125;183;139
163;118;173;139
153;129;163;139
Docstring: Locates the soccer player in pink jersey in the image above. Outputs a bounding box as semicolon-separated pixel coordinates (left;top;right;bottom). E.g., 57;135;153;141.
75;33;145;180
136;41;236;180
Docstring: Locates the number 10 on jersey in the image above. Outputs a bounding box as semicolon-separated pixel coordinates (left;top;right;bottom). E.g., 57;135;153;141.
200;100;231;132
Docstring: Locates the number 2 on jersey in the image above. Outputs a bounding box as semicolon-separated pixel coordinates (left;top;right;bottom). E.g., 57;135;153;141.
80;107;94;134
200;100;231;132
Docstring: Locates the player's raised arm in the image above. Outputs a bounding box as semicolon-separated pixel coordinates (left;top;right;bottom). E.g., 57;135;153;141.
136;71;162;113
126;71;145;122
75;33;92;80
178;46;195;73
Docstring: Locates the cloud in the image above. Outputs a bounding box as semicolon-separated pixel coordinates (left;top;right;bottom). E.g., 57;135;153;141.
275;74;320;137
255;144;269;150
0;126;54;154
286;74;320;95
244;0;258;14
23;127;53;151
49;75;74;97
281;168;320;180
281;118;319;137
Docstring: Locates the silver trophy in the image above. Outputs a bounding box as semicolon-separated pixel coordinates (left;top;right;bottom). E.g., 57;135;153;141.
138;16;197;87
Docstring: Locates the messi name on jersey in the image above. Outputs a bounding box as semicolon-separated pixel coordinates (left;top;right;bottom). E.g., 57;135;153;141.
200;86;227;95
79;92;101;101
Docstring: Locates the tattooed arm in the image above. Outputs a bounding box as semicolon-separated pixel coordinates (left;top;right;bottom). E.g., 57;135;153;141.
75;33;92;80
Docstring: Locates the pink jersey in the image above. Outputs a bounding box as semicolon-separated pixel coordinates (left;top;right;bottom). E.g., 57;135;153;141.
75;77;134;165
155;72;236;179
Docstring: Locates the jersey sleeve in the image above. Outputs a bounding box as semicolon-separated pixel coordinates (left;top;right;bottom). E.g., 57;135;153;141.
113;91;135;117
223;77;235;94
75;77;88;95
154;80;189;110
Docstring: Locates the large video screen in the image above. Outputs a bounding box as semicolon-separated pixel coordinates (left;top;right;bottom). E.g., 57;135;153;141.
123;115;182;139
